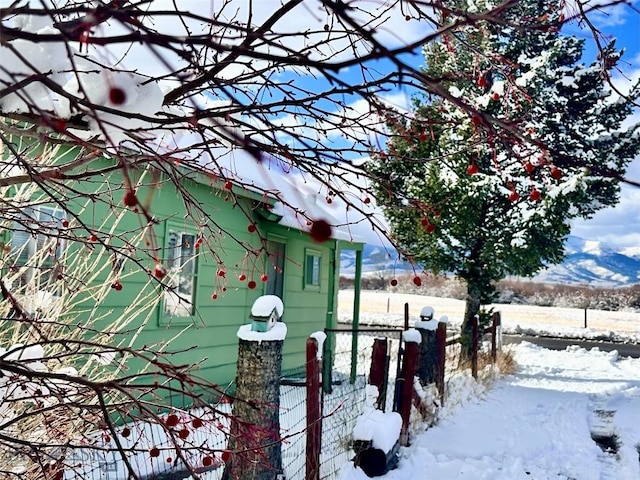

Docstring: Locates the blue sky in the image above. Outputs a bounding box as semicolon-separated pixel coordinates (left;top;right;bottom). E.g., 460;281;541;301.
2;0;638;251
566;1;640;252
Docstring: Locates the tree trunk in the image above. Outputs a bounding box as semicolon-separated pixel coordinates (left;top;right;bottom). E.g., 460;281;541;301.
222;338;283;480
460;281;482;360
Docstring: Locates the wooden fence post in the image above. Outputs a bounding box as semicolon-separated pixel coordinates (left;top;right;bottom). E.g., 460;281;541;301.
223;323;286;480
397;332;420;447
471;315;479;380
491;311;500;364
306;337;321;480
369;338;388;411
435;321;447;405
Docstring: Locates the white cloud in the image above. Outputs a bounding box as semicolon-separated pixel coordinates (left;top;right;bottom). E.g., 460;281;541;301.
571;156;640;250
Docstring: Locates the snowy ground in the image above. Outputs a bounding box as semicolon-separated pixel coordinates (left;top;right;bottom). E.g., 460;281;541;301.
66;290;640;479
338;290;640;480
339;342;640;480
338;290;640;343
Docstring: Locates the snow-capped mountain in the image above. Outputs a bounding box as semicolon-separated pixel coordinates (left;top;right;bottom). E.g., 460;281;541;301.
534;236;640;286
341;236;640;286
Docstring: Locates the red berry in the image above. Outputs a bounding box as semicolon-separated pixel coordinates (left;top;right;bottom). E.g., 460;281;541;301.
217;270;226;277
260;273;268;282
111;280;123;291
425;223;436;234
166;457;172;463
550;167;562;179
154;264;167;279
123;190;137;207
471;115;482;127
103;434;110;443
178;428;189;439
53;119;67;132
529;188;541;201
165;414;179;427
390;279;398;287
238;273;247;282
524;162;535;174
89;234;98;242
467;163;478;175
363;197;371;205
310;219;332;243
224;180;233;190
405;14;411;21
109;87;127;105
491;92;500;101
221;451;231;462
149;447;160;457
419;132;427;142
61;219;69;228
121;427;131;438
247;224;257;233
477;76;487;87
56;273;63;280
509;191;520;202
191;418;204;429
326;197;333;204
211;293;218;300
421;217;429;226
413;276;422;287
247;280;257;289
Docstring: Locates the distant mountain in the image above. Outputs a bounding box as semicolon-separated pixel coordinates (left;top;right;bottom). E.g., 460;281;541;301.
341;236;640;287
534;236;640;286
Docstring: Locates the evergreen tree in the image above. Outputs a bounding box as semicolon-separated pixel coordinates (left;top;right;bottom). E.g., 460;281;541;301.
370;0;640;356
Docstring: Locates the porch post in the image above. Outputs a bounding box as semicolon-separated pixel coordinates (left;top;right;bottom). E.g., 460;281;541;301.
350;248;363;384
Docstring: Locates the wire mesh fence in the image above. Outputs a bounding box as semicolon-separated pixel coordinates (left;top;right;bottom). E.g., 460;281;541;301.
318;328;404;480
280;365;310;480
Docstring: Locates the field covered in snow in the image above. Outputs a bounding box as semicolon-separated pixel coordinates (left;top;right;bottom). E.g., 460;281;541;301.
338;290;640;343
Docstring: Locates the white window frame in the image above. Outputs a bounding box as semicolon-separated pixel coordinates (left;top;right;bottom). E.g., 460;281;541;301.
160;226;199;323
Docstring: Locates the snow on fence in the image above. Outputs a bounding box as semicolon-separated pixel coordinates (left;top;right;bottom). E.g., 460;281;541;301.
64;310;501;479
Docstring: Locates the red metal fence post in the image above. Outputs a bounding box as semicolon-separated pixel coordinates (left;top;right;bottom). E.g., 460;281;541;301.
398;338;419;447
306;337;321;480
435;322;447;405
369;338;388;411
471;315;479;380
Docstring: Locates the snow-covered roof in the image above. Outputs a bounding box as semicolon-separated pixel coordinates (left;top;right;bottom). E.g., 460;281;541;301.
164;129;366;243
250;295;284;319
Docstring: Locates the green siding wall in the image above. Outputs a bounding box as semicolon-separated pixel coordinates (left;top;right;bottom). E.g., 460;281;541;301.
4;153;361;404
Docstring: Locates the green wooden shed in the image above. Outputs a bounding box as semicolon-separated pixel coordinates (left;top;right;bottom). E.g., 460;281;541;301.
1;138;365;404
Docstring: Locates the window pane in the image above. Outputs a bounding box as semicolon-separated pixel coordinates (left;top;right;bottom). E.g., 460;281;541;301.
163;229;197;318
305;253;320;287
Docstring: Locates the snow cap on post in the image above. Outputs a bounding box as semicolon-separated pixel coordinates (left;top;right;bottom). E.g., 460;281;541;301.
402;328;422;344
420;306;435;320
310;331;327;360
237;322;287;343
